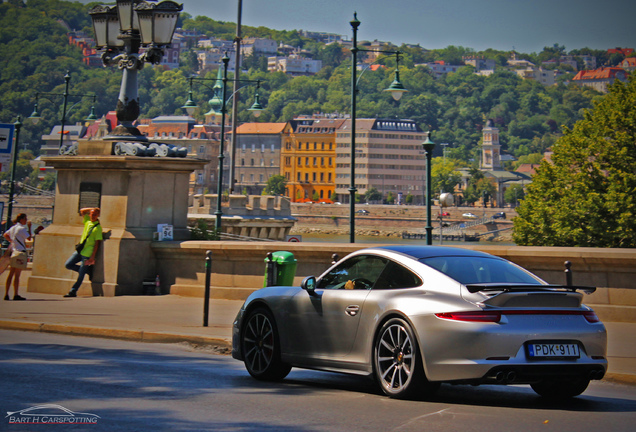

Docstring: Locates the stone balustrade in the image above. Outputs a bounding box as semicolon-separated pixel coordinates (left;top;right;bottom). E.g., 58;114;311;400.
151;242;636;322
188;194;296;241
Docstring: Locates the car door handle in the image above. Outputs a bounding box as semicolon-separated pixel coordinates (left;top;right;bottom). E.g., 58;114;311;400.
345;305;360;316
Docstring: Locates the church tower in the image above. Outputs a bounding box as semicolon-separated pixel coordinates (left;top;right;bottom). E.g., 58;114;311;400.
481;119;501;170
204;66;224;124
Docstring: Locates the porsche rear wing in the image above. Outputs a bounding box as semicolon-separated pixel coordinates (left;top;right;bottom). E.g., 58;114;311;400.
465;283;596;295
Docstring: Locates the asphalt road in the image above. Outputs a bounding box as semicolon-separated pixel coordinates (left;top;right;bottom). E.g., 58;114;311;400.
1;330;635;432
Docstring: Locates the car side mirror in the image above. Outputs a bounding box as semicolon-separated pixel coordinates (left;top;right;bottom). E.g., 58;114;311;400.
301;276;317;294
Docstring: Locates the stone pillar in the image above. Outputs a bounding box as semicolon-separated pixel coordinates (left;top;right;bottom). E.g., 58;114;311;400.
27;153;206;296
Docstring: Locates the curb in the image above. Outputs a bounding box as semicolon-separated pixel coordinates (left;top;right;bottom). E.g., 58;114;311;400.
0;320;232;351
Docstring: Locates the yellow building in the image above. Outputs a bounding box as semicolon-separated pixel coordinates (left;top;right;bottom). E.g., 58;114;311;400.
281;116;345;202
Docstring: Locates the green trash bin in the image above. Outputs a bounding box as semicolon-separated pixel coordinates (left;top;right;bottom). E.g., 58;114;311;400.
264;251;297;287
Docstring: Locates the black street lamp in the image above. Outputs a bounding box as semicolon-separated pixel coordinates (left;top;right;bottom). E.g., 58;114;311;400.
5;116;22;228
89;0;182;141
349;12;408;243
28;71;98;154
181;54;264;233
422;135;436;245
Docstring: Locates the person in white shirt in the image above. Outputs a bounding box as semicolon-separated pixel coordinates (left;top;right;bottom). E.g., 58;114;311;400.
3;213;32;301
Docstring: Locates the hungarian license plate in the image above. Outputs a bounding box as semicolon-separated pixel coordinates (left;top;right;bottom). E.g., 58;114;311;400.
527;343;580;358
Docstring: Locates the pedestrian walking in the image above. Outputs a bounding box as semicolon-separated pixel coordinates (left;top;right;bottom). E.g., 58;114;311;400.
3;213;32;301
64;207;102;298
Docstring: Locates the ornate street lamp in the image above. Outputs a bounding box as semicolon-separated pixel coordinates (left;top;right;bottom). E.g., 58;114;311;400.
181;54;264;232
349;12;408;243
89;0;182;141
422;135;436;245
5;116;22;227
28;71;97;154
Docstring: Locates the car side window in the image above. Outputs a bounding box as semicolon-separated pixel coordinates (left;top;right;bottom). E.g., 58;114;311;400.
317;255;388;290
374;260;422;290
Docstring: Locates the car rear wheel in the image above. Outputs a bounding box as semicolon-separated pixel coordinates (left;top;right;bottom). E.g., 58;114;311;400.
530;377;590;399
374;318;439;399
241;307;291;381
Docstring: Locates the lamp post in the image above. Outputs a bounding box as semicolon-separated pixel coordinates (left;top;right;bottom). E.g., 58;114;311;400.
181;54;264;233
89;0;182;140
28;71;98;154
422;135;436;245
6;116;22;228
348;13;408;243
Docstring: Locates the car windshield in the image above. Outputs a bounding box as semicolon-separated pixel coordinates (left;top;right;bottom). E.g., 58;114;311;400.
420;256;542;285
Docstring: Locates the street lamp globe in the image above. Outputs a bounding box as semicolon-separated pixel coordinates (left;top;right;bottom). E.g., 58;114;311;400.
384;68;408;101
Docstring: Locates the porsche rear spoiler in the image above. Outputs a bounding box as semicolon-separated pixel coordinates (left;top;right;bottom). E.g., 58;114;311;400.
464;283;596;295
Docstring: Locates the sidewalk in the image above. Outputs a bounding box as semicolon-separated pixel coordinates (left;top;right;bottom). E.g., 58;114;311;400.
0;292;635;385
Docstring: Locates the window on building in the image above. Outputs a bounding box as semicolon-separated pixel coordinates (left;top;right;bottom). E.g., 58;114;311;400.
313;172;316;182
199;145;205;154
251;144;255;152
260;158;264;166
250;159;255;166
260;174;264;182
241;158;245;166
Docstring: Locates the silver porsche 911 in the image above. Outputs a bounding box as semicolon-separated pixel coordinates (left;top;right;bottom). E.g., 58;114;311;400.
231;246;607;399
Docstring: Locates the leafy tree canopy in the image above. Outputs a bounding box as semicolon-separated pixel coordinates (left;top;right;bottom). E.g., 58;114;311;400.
513;74;636;248
264;175;287;195
0;0;609;195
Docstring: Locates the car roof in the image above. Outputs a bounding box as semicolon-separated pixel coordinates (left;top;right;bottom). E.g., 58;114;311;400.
371;245;496;260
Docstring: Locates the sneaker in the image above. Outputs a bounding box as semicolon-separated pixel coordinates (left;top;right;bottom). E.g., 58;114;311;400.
3;295;9;301
13;295;26;301
63;291;77;298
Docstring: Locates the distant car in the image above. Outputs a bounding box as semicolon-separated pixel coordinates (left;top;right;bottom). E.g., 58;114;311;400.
439;211;451;217
463;212;478;219
355;209;370;215
232;246;606;400
493;212;507;220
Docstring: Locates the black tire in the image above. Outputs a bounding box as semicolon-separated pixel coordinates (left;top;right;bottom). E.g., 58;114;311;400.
373;317;439;399
531;377;590;399
241;307;291;381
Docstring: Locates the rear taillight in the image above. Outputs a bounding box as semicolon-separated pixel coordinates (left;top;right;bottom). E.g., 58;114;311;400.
435;309;601;324
583;311;600;323
435;311;502;323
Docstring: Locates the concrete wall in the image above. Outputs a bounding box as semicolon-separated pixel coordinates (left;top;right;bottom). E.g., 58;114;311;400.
150;242;636;322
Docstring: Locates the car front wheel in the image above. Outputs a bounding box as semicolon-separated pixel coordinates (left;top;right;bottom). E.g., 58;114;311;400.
374;317;438;399
241;307;291;381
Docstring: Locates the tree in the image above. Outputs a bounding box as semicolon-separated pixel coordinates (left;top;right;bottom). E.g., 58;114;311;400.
431;157;462;194
364;187;382;203
264;175;286;195
504;184;525;207
513;75;636;247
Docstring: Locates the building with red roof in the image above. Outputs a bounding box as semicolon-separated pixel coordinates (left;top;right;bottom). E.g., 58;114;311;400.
572;67;628;93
